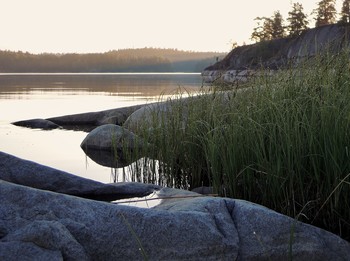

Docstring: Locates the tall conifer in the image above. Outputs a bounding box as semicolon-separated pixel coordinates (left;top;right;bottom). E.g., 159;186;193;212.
251;11;285;42
287;2;309;36
313;0;337;27
271;11;286;39
339;0;350;24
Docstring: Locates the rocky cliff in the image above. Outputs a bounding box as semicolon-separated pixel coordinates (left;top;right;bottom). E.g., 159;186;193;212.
203;23;350;82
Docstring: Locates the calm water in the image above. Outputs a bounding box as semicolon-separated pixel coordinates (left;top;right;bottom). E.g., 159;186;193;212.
0;73;203;184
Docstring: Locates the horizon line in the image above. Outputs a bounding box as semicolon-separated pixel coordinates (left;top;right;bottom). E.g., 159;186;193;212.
0;46;229;55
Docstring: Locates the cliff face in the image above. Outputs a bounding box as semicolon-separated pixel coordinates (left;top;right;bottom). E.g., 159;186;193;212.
203;24;350;82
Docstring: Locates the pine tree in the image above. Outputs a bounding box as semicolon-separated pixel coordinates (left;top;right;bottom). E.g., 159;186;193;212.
339;0;350;24
313;0;337;27
287;2;309;37
251;11;285;42
271;11;286;39
251;17;274;42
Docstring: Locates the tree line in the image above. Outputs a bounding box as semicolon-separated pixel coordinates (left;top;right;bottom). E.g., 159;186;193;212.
251;0;350;43
0;48;225;73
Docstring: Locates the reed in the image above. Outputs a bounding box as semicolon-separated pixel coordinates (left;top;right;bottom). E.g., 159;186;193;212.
127;50;350;241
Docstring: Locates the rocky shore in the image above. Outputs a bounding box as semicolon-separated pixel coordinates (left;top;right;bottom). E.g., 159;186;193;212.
5;100;350;260
1;151;350;260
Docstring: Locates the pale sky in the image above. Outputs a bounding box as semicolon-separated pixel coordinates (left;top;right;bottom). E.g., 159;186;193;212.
0;0;343;54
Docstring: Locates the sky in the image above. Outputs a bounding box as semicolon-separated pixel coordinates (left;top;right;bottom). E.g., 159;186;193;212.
0;0;343;54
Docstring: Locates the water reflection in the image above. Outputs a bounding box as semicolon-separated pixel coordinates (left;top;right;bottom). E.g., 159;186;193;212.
0;73;203;98
0;73;204;184
82;148;137;169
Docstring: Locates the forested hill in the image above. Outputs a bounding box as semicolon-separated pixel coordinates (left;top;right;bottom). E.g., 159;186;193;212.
0;48;226;73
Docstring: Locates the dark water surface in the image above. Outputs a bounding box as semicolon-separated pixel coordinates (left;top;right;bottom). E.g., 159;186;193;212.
0;73;203;183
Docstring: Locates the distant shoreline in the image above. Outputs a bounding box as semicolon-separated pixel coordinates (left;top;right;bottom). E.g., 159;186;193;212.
0;72;202;76
0;48;226;74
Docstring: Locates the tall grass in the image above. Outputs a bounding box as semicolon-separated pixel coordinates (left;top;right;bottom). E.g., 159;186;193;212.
127;50;350;241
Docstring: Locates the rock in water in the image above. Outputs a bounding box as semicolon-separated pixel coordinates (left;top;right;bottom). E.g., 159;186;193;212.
47;104;144;127
81;124;149;168
123;102;170;133
0;151;160;201
12;118;60;130
81;124;145;151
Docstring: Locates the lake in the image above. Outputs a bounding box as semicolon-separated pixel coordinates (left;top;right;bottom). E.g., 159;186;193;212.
0;73;204;185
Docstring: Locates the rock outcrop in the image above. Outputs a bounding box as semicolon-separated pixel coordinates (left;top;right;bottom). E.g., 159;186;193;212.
48;104;145;127
0;151;160;201
123;101;174;133
203;24;350;83
1;152;350;260
12;104;145;132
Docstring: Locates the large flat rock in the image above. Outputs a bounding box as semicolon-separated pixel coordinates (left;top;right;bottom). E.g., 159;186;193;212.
0;151;160;201
47;104;145;128
11;104;146;131
1;153;349;260
0;181;240;260
1;181;350;260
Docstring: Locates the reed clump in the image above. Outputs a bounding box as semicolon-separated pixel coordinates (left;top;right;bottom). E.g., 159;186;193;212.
129;50;350;241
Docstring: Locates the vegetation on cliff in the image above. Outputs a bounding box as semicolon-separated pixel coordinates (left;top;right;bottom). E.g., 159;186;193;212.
205;22;350;73
251;0;350;43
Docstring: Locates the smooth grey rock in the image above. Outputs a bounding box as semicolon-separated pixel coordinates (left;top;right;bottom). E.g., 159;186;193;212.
0;151;160;201
1;153;349;260
80;124;149;168
123;98;193;134
0;242;63;261
231;199;350;260
47;104;145;130
155;189;350;261
191;186;214;195
80;124;146;151
12;105;145;132
123;101;171;133
3;220;88;260
12;118;60;130
1;179;350;260
0;181;240;260
123;94;230;135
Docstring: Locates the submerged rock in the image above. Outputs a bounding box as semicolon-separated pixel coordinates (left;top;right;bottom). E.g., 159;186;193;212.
12;118;61;130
